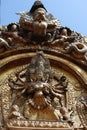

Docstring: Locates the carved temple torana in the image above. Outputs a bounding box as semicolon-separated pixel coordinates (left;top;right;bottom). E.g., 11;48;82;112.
0;1;87;130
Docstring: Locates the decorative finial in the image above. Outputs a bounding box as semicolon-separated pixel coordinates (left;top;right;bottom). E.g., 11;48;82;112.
36;0;40;1
30;0;47;13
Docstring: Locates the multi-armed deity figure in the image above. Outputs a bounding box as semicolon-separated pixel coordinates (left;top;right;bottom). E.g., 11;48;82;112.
8;50;73;126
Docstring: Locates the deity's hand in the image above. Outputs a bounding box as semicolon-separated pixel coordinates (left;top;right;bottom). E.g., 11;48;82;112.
24;82;35;93
42;82;50;94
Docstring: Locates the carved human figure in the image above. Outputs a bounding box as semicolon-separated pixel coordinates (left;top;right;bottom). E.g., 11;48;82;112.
8;105;24;120
53;97;74;126
33;8;48;37
52;28;75;48
0;37;11;51
59;106;73;126
2;24;26;47
51;76;68;106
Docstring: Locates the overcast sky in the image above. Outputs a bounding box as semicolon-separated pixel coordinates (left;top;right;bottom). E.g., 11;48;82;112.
0;0;87;36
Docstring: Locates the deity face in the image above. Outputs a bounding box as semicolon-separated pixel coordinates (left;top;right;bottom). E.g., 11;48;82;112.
11;24;17;32
30;73;36;81
12;105;19;111
33;8;47;21
29;68;36;81
36;69;44;81
61;29;67;36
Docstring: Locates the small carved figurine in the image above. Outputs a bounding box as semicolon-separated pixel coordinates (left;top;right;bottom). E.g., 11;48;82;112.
2;23;27;47
0;38;11;51
52;28;75;48
8;105;24;120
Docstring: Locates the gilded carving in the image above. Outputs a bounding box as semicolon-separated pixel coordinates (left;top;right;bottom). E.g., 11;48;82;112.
0;0;87;130
76;93;87;127
0;51;77;128
1;84;10;124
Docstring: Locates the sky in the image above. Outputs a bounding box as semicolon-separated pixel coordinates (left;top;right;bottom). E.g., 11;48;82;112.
0;0;87;36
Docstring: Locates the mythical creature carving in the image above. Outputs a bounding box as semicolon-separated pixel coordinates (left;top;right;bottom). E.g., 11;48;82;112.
19;8;59;44
64;42;87;63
